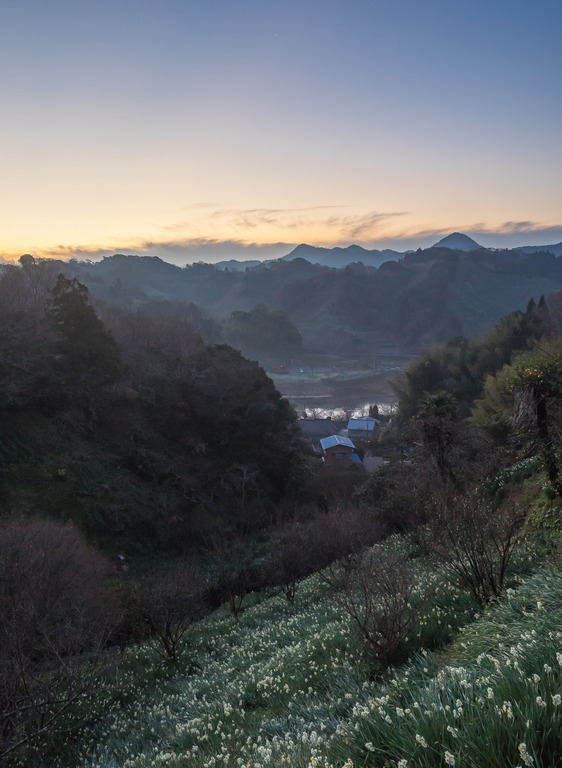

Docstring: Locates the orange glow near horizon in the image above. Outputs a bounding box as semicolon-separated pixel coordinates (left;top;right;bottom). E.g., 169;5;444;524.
3;204;562;266
1;3;561;264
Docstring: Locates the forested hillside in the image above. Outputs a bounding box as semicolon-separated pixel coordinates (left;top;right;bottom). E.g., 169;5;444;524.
0;260;305;554
30;242;562;357
3;257;562;767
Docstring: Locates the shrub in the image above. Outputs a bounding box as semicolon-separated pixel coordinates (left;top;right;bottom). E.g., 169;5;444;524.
0;517;118;761
141;561;207;664
334;547;429;666
429;490;525;603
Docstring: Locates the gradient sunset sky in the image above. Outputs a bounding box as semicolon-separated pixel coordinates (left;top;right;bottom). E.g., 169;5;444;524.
2;0;561;264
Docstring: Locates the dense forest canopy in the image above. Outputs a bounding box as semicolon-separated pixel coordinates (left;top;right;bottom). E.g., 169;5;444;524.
17;241;562;360
0;260;304;553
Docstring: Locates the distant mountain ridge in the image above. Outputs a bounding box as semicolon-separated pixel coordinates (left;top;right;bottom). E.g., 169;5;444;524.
514;242;562;257
212;243;406;271
54;234;562;356
212;232;562;270
279;243;405;269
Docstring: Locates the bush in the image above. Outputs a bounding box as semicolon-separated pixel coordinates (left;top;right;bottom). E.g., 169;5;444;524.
0;517;118;760
334;547;429;666
429;490;525;603
140;561;207;664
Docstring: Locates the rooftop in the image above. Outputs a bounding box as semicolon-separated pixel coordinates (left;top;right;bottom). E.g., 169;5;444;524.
347;417;381;430
297;418;340;437
320;435;355;451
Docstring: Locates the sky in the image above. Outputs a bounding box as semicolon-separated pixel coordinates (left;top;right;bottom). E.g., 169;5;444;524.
1;0;562;264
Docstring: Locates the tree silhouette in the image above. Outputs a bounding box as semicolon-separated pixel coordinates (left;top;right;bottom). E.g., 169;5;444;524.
415;390;458;484
512;355;562;498
46;274;121;396
0;518;117;760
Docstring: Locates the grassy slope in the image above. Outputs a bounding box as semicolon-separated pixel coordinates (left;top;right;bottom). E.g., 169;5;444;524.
22;529;559;768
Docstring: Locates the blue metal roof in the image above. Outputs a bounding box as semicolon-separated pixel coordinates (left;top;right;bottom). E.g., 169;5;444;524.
320;435;355;450
347;417;381;431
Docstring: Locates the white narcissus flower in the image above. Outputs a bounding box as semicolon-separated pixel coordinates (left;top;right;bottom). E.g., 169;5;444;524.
518;743;534;767
415;734;428;748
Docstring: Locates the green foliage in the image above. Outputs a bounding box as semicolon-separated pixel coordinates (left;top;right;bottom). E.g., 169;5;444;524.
222;304;302;361
470;366;515;443
5;257;562;767
144;343;303;528
46;274;121;393
524;490;562;552
488;456;542;494
508;347;562;499
0;265;305;553
512;356;562;393
394;300;551;420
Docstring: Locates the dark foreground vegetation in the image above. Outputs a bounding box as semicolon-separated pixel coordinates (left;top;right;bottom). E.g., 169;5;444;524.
2;255;562;766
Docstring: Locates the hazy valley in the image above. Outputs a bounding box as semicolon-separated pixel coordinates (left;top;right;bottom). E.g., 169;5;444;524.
3;238;562;767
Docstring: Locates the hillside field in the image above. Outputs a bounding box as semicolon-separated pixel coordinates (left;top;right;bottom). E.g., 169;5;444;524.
19;532;562;768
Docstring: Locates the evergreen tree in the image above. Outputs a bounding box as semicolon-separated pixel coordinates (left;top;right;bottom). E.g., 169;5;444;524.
415;390;458;484
46;274;121;395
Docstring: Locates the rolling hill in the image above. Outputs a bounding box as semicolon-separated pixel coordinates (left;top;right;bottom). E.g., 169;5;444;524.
49;235;562;355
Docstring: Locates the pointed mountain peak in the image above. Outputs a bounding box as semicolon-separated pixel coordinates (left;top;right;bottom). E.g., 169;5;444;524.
432;232;483;251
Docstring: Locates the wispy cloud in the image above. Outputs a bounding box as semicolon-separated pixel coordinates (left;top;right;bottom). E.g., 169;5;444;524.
164;204;348;236
4;212;562;267
6;238;295;265
469;220;562;237
161;203;405;243
332;219;562;253
329;211;408;241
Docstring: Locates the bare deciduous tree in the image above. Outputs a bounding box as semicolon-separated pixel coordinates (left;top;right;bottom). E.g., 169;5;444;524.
334;548;425;666
266;522;314;603
266;503;383;602
429;490;524;603
141;561;207;664
0;518;118;761
207;535;264;621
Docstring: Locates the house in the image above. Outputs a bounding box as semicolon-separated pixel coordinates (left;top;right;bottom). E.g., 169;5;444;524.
347;416;381;441
298;417;340;440
320;435;356;464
